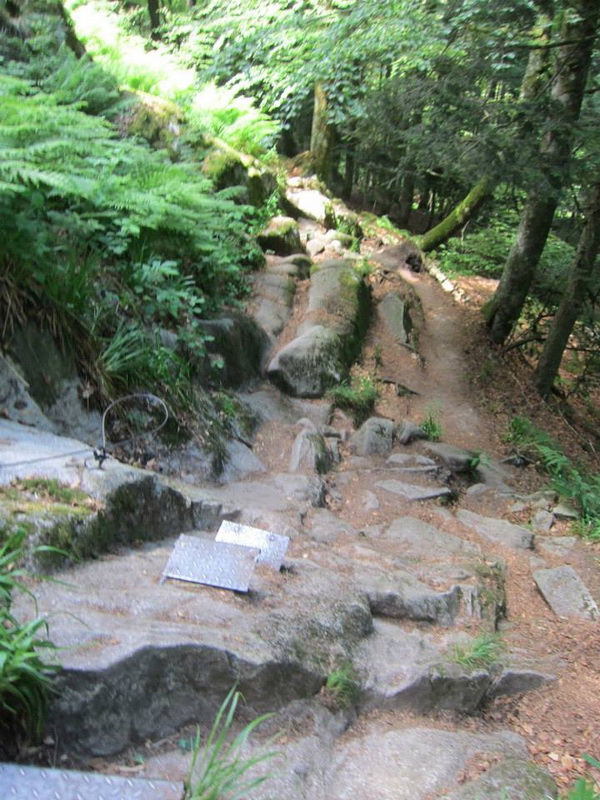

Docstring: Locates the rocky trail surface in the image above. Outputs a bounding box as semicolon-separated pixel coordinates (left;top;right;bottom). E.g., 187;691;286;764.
2;182;599;799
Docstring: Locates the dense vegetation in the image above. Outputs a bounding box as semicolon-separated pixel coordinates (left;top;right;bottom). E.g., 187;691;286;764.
2;0;599;410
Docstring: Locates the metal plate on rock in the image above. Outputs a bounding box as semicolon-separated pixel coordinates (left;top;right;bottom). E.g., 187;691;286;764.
216;520;289;570
162;534;259;592
0;762;183;800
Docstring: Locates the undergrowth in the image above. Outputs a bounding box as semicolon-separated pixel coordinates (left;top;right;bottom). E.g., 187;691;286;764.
328;374;380;426
450;632;505;670
184;687;278;800
0;527;60;755
506;417;600;540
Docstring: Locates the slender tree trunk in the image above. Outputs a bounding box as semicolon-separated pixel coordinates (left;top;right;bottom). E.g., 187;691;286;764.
343;145;355;200
310;82;334;184
534;178;600;397
148;0;161;40
485;1;599;344
397;165;415;227
420;176;493;252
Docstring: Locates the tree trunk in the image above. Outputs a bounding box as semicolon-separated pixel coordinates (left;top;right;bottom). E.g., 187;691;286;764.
420;176;493;252
310;82;334;184
485;1;599;344
397;166;415;227
147;0;161;40
534;178;600;397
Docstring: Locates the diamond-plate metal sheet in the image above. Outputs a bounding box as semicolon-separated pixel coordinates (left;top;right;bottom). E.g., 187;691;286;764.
162;534;259;592
0;762;183;800
216;521;289;570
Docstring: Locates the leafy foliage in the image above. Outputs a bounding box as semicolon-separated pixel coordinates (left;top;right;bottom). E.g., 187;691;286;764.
328;373;380;425
506;417;600;539
0;527;59;749
0;61;261;408
184;687;278;800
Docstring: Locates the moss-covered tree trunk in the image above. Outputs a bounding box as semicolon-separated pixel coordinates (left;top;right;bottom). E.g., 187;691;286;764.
484;0;599;344
310;82;334;185
419;176;493;252
534;178;600;397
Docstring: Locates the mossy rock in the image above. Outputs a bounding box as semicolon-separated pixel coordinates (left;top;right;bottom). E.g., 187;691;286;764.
256;215;302;256
122;91;183;157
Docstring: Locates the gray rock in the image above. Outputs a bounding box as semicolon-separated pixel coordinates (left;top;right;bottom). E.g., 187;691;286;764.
362;490;380;511
256;215;302;255
378;292;413;345
371;241;423;272
0;353;57;432
440;757;557;800
289;429;333;474
356;622;505;716
553;503;579;520
219;439;266;482
275;254;312;278
384;517;479;558
490;669;556;698
328;726;528;800
306;238;326;257
305;260;367;335
199;311;269;388
536;536;578;558
357;566;462;625
267;325;345;397
350;417;394;456
533;566;599;620
253;296;291;339
307;509;359;543
252;271;296;306
395;420;428;445
458;509;534;550
376;480;452;502
424;442;475;473
386;453;436;467
532;509;554;533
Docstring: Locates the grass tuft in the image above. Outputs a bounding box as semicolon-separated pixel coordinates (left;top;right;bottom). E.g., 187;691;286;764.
184;687;278;800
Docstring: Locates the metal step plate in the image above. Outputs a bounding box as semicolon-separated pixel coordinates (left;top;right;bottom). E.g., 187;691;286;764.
0;762;183;800
162;534;259;592
216;520;289;570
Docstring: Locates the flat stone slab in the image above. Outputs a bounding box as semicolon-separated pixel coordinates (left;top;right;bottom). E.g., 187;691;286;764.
458;509;534;550
0;762;183;799
533;566;599;620
384;517;480;558
439;756;557;799
327;724;528;800
375;479;452;502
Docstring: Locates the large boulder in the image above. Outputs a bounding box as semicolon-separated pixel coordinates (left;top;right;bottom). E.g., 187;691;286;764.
267;325;346;397
267;260;371;397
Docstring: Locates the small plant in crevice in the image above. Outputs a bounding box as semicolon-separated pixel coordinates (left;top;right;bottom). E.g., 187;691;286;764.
420;406;443;441
328;374;380;426
450;632;506;671
320;664;360;710
184;687;278;800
